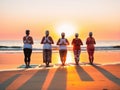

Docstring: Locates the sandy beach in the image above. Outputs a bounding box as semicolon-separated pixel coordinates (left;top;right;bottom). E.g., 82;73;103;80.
0;63;120;90
0;51;120;90
1;0;120;89
0;51;120;69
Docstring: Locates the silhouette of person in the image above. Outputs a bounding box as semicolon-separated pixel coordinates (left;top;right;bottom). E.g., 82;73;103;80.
57;32;69;66
86;32;96;65
23;30;33;68
72;33;83;65
41;30;54;67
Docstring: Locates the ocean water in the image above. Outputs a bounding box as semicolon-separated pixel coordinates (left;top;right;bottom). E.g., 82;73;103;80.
0;40;120;53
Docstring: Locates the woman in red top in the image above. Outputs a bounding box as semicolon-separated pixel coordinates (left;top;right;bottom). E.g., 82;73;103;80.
86;32;96;65
72;33;83;65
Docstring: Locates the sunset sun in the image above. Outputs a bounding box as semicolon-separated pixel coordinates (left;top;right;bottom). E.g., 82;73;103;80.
56;23;76;37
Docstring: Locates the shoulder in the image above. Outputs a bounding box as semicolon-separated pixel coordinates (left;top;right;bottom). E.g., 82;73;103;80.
86;37;90;40
23;36;26;39
57;38;61;44
79;38;82;41
65;38;68;40
23;36;26;38
57;38;61;42
92;37;95;42
28;36;33;39
58;38;61;40
73;38;75;40
42;36;45;39
65;38;69;42
29;36;32;38
92;37;95;40
72;38;75;41
90;37;95;41
87;37;90;39
43;36;46;38
78;38;81;40
48;36;53;39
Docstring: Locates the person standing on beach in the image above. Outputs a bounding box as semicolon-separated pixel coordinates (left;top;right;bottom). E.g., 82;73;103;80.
23;30;33;68
57;32;69;66
86;32;96;65
72;33;83;65
41;30;54;67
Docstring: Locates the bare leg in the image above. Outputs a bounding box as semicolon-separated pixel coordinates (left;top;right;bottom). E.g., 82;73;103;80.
91;51;94;64
90;51;94;65
88;51;92;65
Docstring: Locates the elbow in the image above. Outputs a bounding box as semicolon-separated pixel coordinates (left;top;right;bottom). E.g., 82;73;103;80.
40;42;43;44
56;43;59;45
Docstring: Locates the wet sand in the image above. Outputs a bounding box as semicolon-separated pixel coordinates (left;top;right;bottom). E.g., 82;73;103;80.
0;51;120;89
0;51;120;70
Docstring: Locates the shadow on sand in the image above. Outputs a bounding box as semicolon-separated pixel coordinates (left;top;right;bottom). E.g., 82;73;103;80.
18;69;49;90
75;65;94;81
48;66;67;90
0;74;21;90
92;65;120;86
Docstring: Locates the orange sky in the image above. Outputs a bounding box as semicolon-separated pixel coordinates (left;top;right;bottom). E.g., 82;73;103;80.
0;0;120;41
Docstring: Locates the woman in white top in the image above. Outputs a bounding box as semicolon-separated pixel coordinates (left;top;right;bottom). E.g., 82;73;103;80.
57;32;69;66
41;30;54;67
23;30;33;68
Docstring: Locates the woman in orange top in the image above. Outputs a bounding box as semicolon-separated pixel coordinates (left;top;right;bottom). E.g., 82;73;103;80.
86;32;96;65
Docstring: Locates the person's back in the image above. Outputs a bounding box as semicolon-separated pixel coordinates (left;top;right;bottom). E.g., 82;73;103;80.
41;36;54;49
41;30;54;67
86;37;95;51
23;35;33;49
86;32;96;65
23;30;33;68
57;38;69;50
72;38;83;50
72;33;83;65
57;32;69;66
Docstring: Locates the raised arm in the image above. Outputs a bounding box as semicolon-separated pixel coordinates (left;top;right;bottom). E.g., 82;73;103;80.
66;39;69;45
80;39;83;45
71;39;74;45
30;37;34;44
94;38;96;44
86;38;89;45
57;39;60;45
49;36;54;44
23;36;26;44
41;37;45;44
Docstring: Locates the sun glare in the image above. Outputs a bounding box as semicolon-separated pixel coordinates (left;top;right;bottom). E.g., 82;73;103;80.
57;51;74;64
56;23;76;37
66;51;74;63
